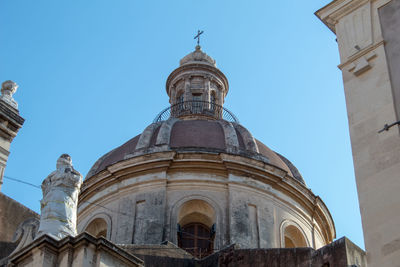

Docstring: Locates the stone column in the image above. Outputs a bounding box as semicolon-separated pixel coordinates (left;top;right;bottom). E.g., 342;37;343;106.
217;85;223;106
204;77;211;103
170;86;176;105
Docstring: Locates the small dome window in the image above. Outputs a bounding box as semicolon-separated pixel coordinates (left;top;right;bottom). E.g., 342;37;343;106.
283;224;307;248
85;218;108;238
177;199;216;258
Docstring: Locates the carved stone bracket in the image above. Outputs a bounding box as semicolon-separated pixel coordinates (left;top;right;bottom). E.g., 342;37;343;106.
11;217;40;253
348;51;376;76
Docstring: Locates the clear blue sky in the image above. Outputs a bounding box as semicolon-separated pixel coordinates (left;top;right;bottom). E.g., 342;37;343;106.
0;0;364;249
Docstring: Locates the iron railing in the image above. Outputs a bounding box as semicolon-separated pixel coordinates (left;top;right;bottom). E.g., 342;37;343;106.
153;100;239;123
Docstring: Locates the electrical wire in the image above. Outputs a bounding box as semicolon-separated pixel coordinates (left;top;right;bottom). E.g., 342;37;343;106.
3;175;41;189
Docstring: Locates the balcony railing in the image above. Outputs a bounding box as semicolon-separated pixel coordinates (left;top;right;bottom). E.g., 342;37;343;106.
153;100;239;123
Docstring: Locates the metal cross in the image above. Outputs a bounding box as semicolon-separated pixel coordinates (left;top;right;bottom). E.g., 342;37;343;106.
194;30;204;46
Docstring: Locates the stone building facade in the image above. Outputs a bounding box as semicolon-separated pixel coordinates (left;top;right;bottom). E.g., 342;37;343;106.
316;0;400;266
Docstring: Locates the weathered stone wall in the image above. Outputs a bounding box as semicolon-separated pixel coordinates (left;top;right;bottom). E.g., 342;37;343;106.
125;237;365;267
0;241;16;260
78;171;168;245
78;162;330;250
0;192;38;242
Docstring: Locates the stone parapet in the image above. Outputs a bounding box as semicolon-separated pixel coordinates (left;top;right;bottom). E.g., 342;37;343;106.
6;233;144;267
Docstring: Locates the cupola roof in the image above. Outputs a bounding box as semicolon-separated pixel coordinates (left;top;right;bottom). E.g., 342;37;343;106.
86;119;305;185
179;45;216;67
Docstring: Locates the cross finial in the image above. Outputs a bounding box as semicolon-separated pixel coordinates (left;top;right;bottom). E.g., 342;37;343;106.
194;30;204;46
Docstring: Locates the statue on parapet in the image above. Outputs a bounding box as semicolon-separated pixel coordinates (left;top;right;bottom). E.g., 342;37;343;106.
36;154;83;240
1;80;19;109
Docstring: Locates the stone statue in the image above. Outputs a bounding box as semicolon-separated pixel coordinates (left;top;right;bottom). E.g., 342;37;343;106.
36;154;83;240
1;80;19;109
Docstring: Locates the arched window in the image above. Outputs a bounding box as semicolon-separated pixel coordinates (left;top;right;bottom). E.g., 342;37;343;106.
283;224;307;248
85;218;108;238
176;93;184;105
192;94;202;113
177;200;216;258
176;92;184;112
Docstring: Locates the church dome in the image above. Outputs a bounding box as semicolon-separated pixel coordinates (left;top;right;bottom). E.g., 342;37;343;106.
79;45;334;254
87;45;304;184
86;118;305;185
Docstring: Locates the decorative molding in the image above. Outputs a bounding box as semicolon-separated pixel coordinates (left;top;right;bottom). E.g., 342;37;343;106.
335;1;373;59
12;218;40;253
338;40;383;70
232;123;259;153
136;122;161;150
315;0;371;33
0;101;24;126
218;120;240;154
8;233;144;266
156;118;178;146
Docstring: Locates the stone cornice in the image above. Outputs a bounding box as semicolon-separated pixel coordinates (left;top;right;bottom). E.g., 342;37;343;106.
315;0;370;33
337;40;383;69
0;122;17;141
0;100;24;126
8;233;143;266
168;70;226;95
315;196;336;243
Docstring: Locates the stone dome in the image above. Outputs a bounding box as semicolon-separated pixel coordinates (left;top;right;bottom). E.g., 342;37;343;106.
179;45;216;67
86;118;305;185
80;47;335;254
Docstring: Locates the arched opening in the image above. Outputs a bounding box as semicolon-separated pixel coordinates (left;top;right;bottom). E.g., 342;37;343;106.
176;92;184;111
177;199;216;258
210;91;216;111
85;218;108;238
192;93;202;113
283;224;307;248
176;92;184;105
